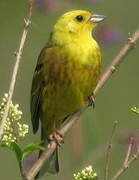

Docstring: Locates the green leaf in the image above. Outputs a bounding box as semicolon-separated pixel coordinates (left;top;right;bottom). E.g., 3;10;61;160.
10;142;23;162
1;143;10;148
22;142;45;161
23;141;45;152
22;150;34;161
131;107;139;114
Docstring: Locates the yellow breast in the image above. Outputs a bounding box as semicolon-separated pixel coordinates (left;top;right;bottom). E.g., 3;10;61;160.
41;38;102;123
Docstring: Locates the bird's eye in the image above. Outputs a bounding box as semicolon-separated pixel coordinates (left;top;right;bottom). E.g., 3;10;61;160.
76;15;84;22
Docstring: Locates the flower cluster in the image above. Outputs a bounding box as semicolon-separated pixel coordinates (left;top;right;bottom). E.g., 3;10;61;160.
73;166;98;180
131;107;139;114
0;94;29;146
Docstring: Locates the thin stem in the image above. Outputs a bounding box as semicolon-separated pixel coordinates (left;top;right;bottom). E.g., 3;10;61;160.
11;119;27;179
0;0;34;141
105;121;118;180
111;148;139;180
19;162;28;180
128;149;139;164
123;137;134;167
0;0;34;180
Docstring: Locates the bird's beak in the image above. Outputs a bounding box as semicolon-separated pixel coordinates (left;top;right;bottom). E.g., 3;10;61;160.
89;13;106;23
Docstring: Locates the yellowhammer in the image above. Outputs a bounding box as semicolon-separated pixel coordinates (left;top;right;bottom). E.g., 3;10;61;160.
31;10;105;177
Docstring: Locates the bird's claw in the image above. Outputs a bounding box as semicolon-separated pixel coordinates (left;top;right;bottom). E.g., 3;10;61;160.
88;93;95;108
50;129;64;146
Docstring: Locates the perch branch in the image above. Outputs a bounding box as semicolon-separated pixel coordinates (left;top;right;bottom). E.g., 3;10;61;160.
26;29;139;180
105;121;118;180
0;0;34;141
93;28;139;95
27;112;81;180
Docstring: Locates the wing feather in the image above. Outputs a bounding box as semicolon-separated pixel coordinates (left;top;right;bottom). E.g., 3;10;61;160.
30;64;43;133
30;42;53;134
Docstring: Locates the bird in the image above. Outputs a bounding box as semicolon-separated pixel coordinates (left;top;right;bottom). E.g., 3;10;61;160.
30;10;105;177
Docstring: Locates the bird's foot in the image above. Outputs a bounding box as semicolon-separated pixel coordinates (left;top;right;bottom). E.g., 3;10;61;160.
88;93;95;108
50;129;64;146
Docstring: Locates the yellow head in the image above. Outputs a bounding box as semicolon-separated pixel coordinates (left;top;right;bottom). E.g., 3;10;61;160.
52;10;105;45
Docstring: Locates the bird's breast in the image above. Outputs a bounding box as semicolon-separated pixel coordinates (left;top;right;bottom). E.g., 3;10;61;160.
41;43;102;120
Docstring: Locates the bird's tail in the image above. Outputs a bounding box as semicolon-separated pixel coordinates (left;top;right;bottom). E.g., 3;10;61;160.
35;128;59;179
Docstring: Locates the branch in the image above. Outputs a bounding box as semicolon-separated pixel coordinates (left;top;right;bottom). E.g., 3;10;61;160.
26;29;139;180
105;121;118;180
123;137;134;167
0;1;34;179
110;138;138;180
93;28;139;95
27;112;81;180
0;0;34;141
19;162;28;180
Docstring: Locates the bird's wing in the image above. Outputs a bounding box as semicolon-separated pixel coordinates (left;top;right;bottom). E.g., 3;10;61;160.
30;43;52;134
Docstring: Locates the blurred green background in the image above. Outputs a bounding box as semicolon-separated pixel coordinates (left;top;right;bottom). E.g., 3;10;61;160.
0;0;139;179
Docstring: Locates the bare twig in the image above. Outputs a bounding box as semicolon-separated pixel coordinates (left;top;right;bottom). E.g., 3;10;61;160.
127;149;139;164
93;28;139;96
26;29;139;180
0;0;34;179
105;121;118;180
0;0;34;141
123;137;134;167
111;141;139;180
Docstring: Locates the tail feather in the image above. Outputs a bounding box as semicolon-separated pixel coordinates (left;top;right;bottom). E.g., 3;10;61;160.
35;128;59;179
